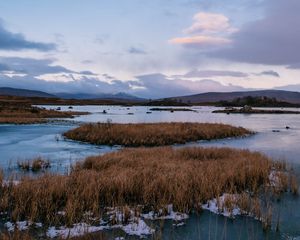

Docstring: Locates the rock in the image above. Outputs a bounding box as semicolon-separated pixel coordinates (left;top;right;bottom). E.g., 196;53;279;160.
241;105;252;112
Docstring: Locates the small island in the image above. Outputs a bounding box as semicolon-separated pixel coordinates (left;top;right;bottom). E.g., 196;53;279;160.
149;107;195;112
213;105;300;114
64;122;251;147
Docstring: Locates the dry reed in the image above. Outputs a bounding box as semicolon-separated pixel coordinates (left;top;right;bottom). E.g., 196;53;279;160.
64;122;251;147
0;146;293;227
0;102;87;124
17;157;51;172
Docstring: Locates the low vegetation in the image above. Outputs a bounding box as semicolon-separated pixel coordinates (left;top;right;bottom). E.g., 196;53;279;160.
149;107;194;112
17;157;51;172
64;122;251;147
0;101;87;124
213;106;300;114
217;96;300;108
0;147;296;228
0;231;108;240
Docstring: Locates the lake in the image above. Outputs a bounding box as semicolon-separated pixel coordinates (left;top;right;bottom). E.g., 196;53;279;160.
1;105;300;239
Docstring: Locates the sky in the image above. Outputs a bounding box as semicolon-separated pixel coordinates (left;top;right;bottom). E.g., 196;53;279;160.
0;0;299;98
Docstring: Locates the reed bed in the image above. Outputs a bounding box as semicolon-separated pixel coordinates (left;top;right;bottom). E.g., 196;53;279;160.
0;231;108;240
0;147;294;227
0;102;87;124
64;122;251;147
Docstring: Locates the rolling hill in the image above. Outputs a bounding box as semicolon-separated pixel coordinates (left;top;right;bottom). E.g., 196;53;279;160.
0;87;56;98
168;90;300;104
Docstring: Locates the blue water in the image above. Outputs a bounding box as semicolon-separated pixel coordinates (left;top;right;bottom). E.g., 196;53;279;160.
1;105;300;239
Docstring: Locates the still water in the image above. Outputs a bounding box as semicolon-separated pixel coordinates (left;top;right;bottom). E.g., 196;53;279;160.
1;105;300;239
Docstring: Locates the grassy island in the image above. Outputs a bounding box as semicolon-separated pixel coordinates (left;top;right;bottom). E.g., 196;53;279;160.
0;101;87;124
213;106;300;114
64;122;251;147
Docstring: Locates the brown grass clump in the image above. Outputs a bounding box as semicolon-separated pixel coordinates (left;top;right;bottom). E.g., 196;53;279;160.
0;146;289;227
0;231;32;240
18;157;51;172
0;231;108;240
64;122;251;147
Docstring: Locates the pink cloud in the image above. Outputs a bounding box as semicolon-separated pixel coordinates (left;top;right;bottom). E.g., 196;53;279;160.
169;35;231;47
184;12;236;35
169;12;236;49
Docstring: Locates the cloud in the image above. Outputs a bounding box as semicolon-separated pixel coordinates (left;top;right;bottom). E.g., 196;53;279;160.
0;20;56;51
178;69;248;78
133;73;246;98
169;36;231;48
211;0;300;67
0;57;73;75
102;74;116;80
79;71;97;75
257;70;280;78
0;57;103;83
169;12;235;49
0;58;247;98
81;60;94;64
287;63;300;69
128;47;147;55
0;63;10;71
184;12;237;35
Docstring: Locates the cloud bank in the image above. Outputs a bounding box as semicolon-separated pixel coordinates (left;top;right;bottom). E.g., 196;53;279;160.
210;0;300;68
0;20;56;51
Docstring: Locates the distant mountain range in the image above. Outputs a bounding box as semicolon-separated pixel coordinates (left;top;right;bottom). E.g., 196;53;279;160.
0;87;143;101
0;87;56;98
2;87;300;105
55;92;143;101
168;90;300;104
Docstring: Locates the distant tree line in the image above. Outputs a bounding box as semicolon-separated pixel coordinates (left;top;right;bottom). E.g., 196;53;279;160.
216;96;300;108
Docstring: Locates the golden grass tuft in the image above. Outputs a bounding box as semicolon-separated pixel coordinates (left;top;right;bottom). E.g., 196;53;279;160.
64;122;251;147
0;146;291;227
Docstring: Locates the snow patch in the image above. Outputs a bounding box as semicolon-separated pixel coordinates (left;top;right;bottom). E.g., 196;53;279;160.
4;220;42;232
122;219;154;236
46;223;108;239
202;194;241;218
142;204;188;222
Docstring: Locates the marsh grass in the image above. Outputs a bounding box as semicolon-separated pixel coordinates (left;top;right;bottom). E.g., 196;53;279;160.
0;147;295;229
0;101;87;124
17;157;51;172
64;122;251;147
0;231;32;240
0;231;108;240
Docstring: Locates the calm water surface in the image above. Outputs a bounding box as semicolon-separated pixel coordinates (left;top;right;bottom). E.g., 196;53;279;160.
1;105;300;239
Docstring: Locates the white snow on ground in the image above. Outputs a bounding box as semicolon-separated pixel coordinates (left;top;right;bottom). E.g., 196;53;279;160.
46;223;108;238
4;221;42;231
46;219;154;239
142;204;188;222
2;180;20;186
45;207;155;239
269;170;287;187
141;204;188;227
122;219;154;236
201;194;241;218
